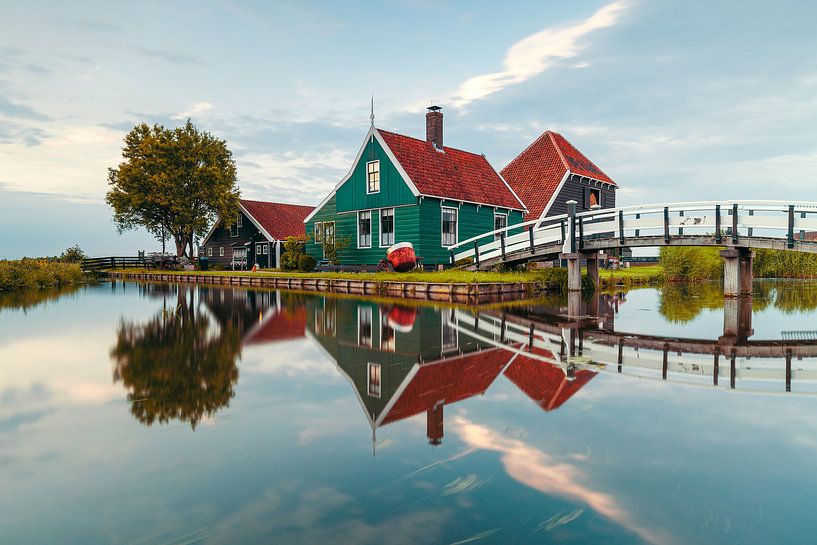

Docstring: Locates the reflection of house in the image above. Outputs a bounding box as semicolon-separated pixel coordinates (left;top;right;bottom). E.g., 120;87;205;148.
504;347;597;412
244;306;307;345
200;200;314;269
306;297;514;445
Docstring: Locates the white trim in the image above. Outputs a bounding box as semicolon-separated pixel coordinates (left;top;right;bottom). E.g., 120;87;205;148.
441;308;459;353
357;210;372;249
537;169;572;227
379;207;395;248
365;159;381;195
441;205;459;247
303;127;421;224
237;202;275;242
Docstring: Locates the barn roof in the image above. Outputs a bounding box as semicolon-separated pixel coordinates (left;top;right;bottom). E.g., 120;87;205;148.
244;307;307;345
377;129;526;211
240;200;314;241
503;351;596;412
501;131;616;221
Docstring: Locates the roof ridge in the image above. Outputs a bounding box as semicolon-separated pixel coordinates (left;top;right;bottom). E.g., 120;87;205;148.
547;131;571;172
500;130;561;174
377;127;487;158
241;198;314;209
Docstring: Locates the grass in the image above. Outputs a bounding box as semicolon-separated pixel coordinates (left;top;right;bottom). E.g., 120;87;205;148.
599;265;664;289
0;259;84;292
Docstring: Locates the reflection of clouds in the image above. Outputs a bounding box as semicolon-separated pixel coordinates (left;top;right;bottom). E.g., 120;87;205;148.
452;415;667;545
203;480;450;545
242;341;340;378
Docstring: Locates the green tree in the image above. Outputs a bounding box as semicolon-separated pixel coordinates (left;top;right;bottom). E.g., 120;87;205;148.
59;244;86;263
106;120;240;257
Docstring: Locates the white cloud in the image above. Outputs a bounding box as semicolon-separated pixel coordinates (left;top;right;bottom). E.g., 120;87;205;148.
173;101;213;120
451;2;628;107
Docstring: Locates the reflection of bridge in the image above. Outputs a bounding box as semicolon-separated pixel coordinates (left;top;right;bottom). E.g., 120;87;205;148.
448;200;817;295
450;296;817;395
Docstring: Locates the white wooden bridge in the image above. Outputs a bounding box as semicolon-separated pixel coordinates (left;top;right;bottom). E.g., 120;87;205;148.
447;200;817;295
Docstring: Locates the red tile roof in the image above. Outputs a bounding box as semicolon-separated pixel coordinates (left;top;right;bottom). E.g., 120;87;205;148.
244;307;307;345
377;129;525;211
501;131;616;221
381;348;513;425
504;352;596;412
241;200;313;240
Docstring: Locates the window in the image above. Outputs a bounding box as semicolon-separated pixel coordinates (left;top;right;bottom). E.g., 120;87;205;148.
237;214;243;227
262;245;268;255
358;211;372;248
219;247;224;257
441;207;458;246
380;208;394;247
358;306;373;347
314;222;323;242
256;244;262;255
230;215;240;237
441;308;458;352
323;222;334;244
367;363;381;398
380;312;395;351
494;213;508;241
207;247;212;257
366;160;380;194
587;188;601;208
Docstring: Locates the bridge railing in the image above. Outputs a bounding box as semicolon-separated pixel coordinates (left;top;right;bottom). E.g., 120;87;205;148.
449;200;817;266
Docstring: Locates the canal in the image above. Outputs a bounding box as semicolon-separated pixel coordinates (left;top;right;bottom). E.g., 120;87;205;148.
2;280;817;544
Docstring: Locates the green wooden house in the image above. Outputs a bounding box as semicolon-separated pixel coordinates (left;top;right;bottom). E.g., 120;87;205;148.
304;106;527;267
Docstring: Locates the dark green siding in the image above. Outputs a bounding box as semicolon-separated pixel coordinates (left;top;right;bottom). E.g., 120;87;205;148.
335;135;417;213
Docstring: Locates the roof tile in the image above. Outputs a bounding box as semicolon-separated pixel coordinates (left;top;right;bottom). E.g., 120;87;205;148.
241;200;313;240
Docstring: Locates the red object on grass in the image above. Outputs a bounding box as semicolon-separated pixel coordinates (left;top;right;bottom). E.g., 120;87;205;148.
387;242;417;272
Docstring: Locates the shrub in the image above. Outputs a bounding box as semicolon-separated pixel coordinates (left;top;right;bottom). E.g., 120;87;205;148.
280;251;300;271
0;259;83;291
298;254;317;272
59;245;86;263
659;246;723;282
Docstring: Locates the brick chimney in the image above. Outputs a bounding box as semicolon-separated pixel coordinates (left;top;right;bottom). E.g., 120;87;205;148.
426;403;444;446
426;105;443;150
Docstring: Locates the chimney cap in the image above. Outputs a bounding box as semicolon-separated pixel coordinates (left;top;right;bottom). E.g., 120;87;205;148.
427;105;443;112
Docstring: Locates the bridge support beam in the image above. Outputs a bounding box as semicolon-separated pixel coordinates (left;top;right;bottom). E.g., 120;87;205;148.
720;248;753;297
561;251;600;292
719;296;754;344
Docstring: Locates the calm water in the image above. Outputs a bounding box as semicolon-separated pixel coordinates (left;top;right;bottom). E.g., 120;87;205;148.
3;280;817;545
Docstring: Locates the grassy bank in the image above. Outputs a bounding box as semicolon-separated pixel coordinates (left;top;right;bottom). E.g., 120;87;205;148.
0;259;84;291
599;265;664;289
661;246;817;281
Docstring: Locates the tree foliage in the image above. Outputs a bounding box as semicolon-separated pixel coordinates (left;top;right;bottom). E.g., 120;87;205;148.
106;120;240;257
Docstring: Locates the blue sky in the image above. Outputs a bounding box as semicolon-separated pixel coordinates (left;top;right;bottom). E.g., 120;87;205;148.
1;0;815;258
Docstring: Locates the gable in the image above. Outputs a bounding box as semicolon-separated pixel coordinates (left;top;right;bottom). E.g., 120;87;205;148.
335;131;418;213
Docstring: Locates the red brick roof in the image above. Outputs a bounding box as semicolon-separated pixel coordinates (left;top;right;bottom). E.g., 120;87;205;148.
244;307;307;345
503;353;596;412
241;200;313;240
381;348;513;425
501;131;615;221
377;129;525;211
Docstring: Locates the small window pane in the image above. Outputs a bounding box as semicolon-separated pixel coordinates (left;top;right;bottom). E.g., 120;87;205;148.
368;362;381;397
494;214;507;241
442;208;457;246
367;161;380;193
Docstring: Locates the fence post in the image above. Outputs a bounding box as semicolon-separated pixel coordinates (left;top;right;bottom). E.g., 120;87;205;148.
678;210;684;236
618;210;625;245
732;203;739;244
560;219;566;244
748;209;754;237
567;200;577;253
715;204;722;244
787;205;795;249
500;233;506;261
473;241;480;268
663;207;670;243
635;213;641;237
578;217;584;250
449;250;454;265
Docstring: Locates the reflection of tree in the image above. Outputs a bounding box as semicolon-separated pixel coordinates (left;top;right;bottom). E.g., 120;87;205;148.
0;285;80;313
111;290;242;429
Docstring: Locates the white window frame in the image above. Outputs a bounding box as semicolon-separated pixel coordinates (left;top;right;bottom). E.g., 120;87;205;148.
219;246;224;257
358;305;373;348
357;211;372;249
323;221;334;245
441;206;458;247
367;362;381;398
207;247;212;257
262;244;268;255
314;222;323;242
379;208;395;248
366;160;380;194
256;244;262;255
237;214;243;228
441;308;459;353
494;212;508;241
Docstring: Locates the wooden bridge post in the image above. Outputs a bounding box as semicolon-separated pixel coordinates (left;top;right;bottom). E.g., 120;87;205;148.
567;200;577;253
584;251;600;290
720;248;753;297
562;253;582;291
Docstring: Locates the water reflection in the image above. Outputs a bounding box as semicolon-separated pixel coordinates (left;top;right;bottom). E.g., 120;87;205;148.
109;280;817;434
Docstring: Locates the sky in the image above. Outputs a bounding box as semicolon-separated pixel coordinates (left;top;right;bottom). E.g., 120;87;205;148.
0;0;815;258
